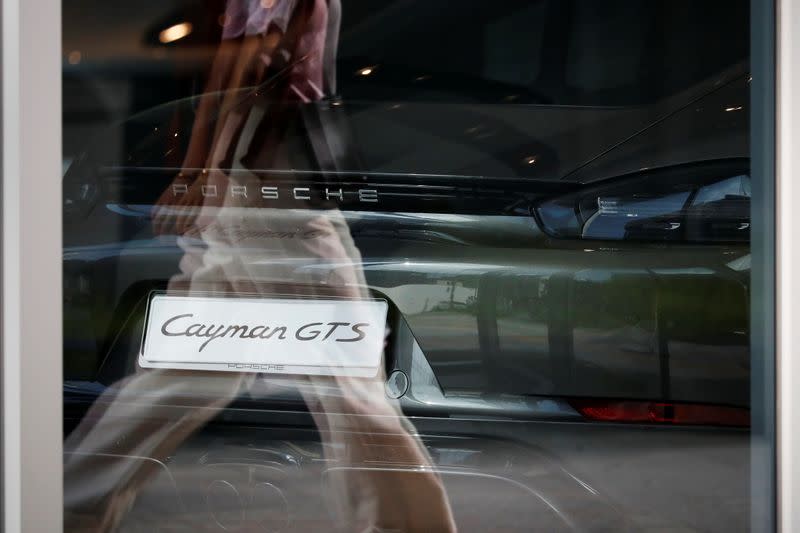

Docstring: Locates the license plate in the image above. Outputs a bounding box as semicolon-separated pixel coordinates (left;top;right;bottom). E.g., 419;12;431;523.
140;294;388;376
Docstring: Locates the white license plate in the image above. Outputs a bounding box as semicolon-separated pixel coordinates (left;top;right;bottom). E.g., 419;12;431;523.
140;294;388;377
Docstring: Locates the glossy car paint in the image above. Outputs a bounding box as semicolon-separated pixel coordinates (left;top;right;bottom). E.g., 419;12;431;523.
62;2;754;530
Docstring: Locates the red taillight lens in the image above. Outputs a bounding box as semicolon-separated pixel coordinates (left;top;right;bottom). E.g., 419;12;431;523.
568;399;749;428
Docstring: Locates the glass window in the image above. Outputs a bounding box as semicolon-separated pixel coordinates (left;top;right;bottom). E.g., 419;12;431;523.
61;1;772;531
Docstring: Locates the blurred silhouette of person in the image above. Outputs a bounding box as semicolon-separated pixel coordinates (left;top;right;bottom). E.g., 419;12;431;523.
64;1;456;531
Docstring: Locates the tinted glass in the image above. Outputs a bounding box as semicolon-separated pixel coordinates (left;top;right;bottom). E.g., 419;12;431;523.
63;1;764;531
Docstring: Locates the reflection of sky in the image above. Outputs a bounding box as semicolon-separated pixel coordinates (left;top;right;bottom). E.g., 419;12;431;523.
574;269;647;283
725;253;750;272
650;267;716;276
555;266;722;282
693;174;750;205
586;191;690;239
597;191;690;217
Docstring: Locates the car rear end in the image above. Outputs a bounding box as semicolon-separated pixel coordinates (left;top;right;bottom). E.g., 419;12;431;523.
63;1;753;531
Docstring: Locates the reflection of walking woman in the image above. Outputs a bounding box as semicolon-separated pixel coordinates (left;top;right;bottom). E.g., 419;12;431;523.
64;1;457;531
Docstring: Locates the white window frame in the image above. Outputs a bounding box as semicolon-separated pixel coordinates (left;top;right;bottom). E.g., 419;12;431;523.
0;0;795;531
1;0;62;531
778;0;800;531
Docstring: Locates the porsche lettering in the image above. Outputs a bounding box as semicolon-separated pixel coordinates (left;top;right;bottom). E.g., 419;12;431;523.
171;184;379;203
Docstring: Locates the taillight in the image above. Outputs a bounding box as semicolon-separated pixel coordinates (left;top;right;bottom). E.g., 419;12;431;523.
568;399;749;428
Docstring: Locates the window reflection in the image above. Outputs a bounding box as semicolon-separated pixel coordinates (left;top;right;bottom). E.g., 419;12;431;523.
63;1;754;531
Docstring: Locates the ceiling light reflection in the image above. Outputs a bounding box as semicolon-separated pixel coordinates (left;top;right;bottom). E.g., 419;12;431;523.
159;22;193;44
